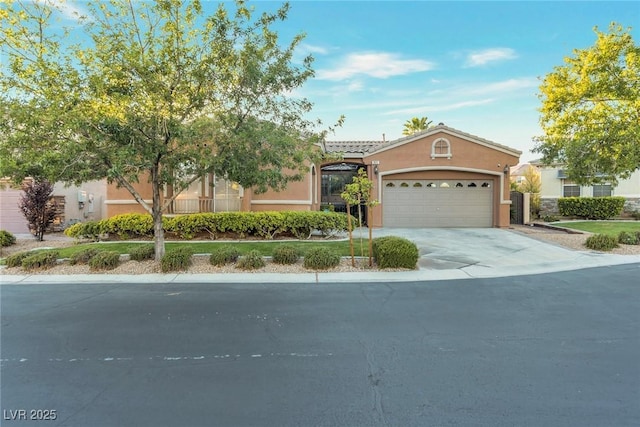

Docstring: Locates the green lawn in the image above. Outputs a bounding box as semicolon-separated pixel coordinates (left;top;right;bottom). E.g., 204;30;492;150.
554;221;640;236
4;239;371;261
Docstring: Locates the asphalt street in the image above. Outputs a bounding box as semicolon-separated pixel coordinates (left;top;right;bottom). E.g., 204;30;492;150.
1;264;639;427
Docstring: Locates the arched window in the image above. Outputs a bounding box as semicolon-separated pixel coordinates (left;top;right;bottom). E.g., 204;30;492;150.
440;182;450;188
431;138;452;159
455;182;463;188
413;182;423;188
426;182;436;188
481;182;491;188
468;182;477;187
385;182;395;187
400;182;409;187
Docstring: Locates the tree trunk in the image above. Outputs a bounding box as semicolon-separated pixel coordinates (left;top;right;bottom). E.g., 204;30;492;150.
152;170;166;261
357;201;364;257
368;205;373;267
346;202;355;267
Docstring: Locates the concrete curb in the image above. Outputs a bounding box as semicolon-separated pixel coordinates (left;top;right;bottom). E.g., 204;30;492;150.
3;254;638;285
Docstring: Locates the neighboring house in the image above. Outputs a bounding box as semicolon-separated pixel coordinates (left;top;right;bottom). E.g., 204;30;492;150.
531;161;640;216
510;163;532;187
0;179;107;234
105;124;521;228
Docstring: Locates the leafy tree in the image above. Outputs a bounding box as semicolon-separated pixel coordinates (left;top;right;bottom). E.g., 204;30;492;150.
516;165;541;217
0;0;335;260
402;116;433;136
19;179;57;242
533;23;640;185
341;168;378;267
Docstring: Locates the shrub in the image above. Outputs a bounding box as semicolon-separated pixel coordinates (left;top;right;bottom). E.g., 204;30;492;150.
129;244;155;261
236;250;266;270
64;220;107;241
0;230;16;247
631;211;640;220
585;233;619;251
161;247;194;272
5;251;32;268
21;251;59;271
303;247;340;270
103;213;154;239
209;246;241;266
372;236;419;269
89;251;121;270
558;197;625;220
541;215;560;223
618;231;639;245
272;245;300;265
69;248;103;265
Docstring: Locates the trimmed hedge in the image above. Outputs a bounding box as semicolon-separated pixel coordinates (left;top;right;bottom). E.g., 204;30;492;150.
129;244;156;261
22;251;59;271
618;231;640;245
0;230;16;247
585;234;618;251
303;247;340;270
236;250;266;270
5;251;32;268
372;236;419;269
66;211;353;241
160;247;194;272
89;251;121;270
272;245;300;265
69;248;103;265
558;197;625;220
209;246;241;266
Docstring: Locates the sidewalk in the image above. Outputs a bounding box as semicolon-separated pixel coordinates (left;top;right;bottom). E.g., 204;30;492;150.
2;228;639;284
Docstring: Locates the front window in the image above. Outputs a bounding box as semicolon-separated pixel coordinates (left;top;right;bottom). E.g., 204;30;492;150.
593;184;612;197
563;180;581;197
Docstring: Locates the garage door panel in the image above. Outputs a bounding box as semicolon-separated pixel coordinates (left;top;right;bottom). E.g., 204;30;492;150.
383;179;492;227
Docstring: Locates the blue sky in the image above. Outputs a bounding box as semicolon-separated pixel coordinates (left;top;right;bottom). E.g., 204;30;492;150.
41;1;640;162
253;0;638;162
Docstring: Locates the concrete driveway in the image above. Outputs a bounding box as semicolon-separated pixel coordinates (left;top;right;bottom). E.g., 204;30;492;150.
353;227;640;280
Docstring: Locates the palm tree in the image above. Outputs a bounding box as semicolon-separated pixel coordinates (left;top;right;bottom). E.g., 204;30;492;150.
402;117;433;135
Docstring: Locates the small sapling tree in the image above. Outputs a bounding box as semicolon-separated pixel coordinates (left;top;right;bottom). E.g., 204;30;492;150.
341;168;378;267
19;179;57;241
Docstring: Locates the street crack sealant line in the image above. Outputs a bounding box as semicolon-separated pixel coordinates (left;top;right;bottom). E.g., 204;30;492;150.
0;352;334;365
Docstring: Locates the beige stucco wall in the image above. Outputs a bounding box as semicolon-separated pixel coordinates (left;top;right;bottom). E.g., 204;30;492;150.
54;180;108;223
105;176;154;217
249;165;317;211
539;166;640;198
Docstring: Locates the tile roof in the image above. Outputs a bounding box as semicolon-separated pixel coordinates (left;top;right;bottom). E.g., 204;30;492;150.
324;124;522;157
323;140;386;154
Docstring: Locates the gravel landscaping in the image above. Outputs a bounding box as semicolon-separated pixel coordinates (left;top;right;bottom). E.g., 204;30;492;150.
2;225;639;276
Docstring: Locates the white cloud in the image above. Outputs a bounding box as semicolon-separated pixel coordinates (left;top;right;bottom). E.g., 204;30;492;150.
455;78;539;96
316;51;435;80
384;98;496;116
465;48;517;67
298;43;330;56
33;0;91;22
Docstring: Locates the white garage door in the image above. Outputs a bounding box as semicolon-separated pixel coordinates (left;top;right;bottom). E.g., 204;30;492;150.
0;189;29;233
383;179;493;227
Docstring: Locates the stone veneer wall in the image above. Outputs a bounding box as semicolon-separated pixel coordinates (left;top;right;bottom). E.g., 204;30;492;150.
623;198;640;214
540;198;559;217
540;197;640;217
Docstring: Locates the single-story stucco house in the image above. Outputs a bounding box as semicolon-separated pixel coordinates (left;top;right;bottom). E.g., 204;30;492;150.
531;161;640;216
105;124;521;228
0;179;107;234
